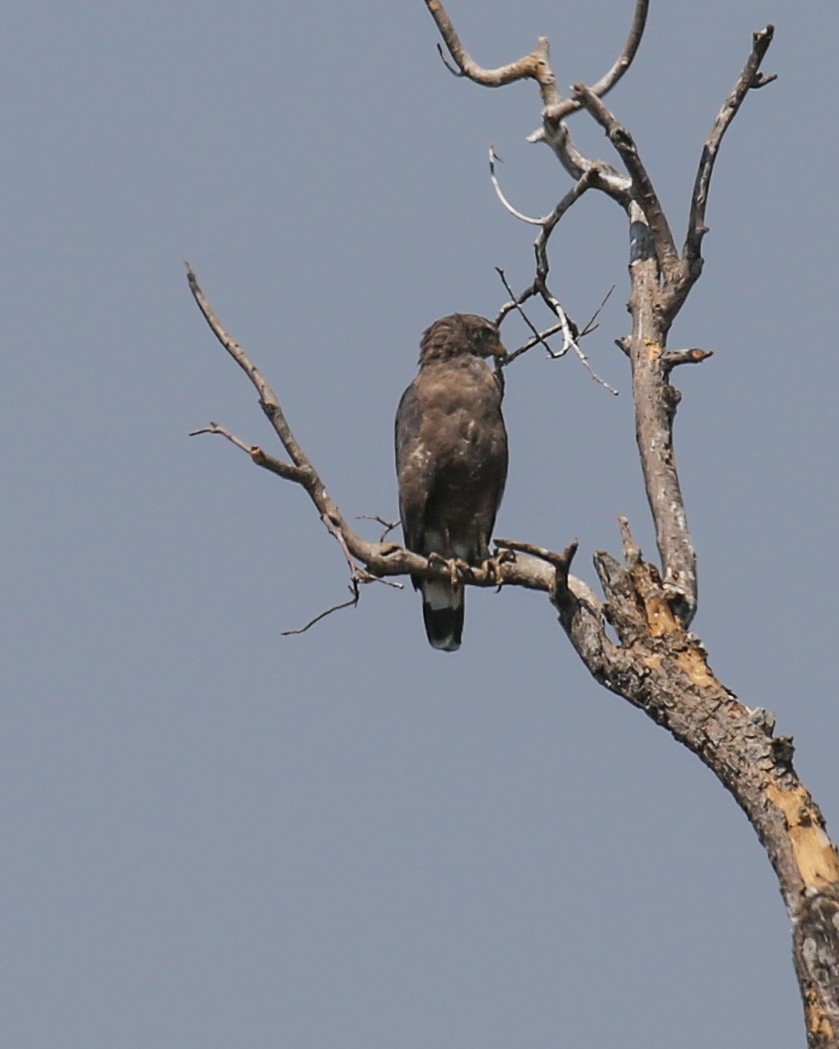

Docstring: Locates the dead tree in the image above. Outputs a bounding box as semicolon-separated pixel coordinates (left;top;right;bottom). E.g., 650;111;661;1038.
188;2;839;1042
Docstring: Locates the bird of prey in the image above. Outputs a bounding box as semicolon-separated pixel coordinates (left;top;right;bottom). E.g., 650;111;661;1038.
395;313;508;651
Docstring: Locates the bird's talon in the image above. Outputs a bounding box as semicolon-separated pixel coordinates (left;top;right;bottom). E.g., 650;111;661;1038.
450;558;470;586
481;549;513;586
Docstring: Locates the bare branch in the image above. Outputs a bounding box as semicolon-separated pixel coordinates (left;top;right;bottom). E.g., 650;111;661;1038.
322;509;369;581
495;272;616;392
356;515;401;543
624;248;698;621
501;321;566;365
435;42;464;79
189;422;311;483
491;169;598;364
542;0;650;125
186;265;318;488
493;536;623;678
493;538;599;614
535;120;633;203
494;267;557;358
519;169;618;392
661;347;714;370
561;333;619;395
572;84;679;278
486;164;617;389
585;0;649;106
423;1;561;107
534;169;597;274
494;267;617;393
495;536;576;569
281;584;362;636
578;285;615;337
678;26;776;303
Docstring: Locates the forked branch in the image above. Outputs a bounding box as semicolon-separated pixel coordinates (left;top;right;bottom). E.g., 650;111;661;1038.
418;5;839;1043
425;2;774;624
189;7;839;1042
572;82;679;279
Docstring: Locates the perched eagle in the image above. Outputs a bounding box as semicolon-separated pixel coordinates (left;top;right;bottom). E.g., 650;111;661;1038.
395;313;508;651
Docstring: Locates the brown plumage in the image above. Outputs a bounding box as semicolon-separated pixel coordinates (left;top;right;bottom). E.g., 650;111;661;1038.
395;313;508;651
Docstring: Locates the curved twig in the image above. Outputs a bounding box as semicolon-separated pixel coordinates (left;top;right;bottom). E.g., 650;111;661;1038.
541;0;649;124
281;587;362;636
423;1;561;107
488;146;544;225
586;0;649;105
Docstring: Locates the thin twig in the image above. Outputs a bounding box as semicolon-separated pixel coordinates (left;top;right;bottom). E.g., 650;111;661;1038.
541;0;649;125
490;167;616;389
495;274;618;394
495;284;538;326
357;514;401;543
189;422;310;483
557;326;619;394
495;537;577;570
189;421;252;452
488;146;544;225
281;585;361;636
537;284;619;394
495;267;557;356
528;169;618;393
495;538;602;614
682;26;775;280
579;286;615;337
502;321;565;365
533;170;597;289
435;42;464;78
494;274;592;374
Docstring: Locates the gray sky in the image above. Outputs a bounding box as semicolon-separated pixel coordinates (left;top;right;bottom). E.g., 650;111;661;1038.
3;2;837;1046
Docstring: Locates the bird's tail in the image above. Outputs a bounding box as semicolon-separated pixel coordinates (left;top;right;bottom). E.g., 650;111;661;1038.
420;578;464;652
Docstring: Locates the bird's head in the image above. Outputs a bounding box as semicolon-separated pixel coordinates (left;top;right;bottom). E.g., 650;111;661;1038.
419;313;507;364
